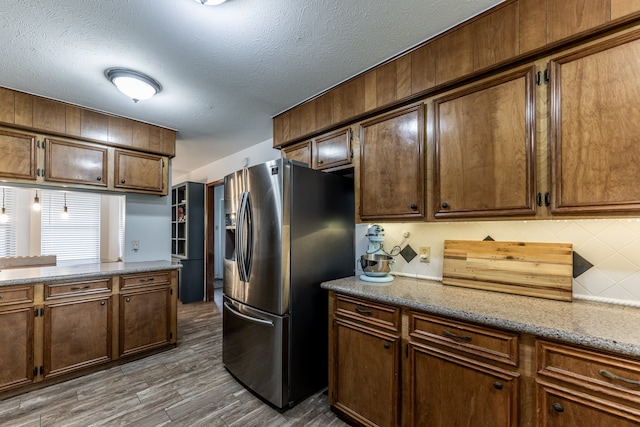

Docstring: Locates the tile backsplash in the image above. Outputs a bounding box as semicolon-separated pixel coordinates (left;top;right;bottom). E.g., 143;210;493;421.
354;219;640;306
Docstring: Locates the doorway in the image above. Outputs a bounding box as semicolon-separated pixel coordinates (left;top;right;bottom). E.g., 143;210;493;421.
205;179;224;301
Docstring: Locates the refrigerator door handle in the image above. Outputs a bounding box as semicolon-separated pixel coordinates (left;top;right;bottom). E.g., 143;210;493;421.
244;191;254;280
224;301;275;327
235;193;245;281
236;191;253;283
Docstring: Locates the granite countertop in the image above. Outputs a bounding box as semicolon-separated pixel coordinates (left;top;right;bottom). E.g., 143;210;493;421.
322;275;640;358
0;260;180;287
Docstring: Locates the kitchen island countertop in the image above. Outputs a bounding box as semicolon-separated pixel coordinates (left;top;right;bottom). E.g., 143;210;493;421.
0;260;179;287
321;275;640;358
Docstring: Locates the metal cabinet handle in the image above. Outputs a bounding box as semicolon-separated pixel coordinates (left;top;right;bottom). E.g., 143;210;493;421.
97;176;102;181
125;297;131;302
70;285;91;291
442;329;472;342
100;301;106;306
493;381;503;390
410;203;417;210
599;369;640;387
441;202;449;209
121;179;126;184
552;402;564;413
0;295;3;299
383;343;390;349
355;306;373;316
318;160;324;164
139;277;155;283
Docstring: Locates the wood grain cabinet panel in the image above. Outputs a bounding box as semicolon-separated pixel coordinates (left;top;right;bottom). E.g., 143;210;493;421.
519;0;548;54
0;307;34;392
107;116;133;147
332;76;365;124
435;24;473;85
611;0;640;19
434;66;536;218
44;296;112;378
119;286;171;357
547;0;611;43
0;129;36;180
45;138;107;187
14;92;33;128
80;109;109;142
148;126;176;157
114;149;165;193
550;30;640;214
359;104;424;221
473;2;519;71
282;140;312;167
298;100;316;137
314;127;351;170
408;344;519;427
0;87;15;123
410;42;436;95
33;97;66;134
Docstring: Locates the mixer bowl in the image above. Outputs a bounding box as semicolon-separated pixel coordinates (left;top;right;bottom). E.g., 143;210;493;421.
360;254;393;277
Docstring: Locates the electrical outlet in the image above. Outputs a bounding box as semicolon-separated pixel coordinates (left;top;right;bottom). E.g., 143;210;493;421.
132;240;140;251
419;246;430;263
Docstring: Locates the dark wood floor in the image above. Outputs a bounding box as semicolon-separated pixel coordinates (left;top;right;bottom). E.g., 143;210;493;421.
0;290;349;426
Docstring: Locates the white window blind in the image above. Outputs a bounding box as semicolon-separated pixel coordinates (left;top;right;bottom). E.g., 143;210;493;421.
0;187;17;257
41;191;101;261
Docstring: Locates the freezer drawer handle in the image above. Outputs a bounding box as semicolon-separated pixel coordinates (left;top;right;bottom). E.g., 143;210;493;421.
224;301;274;327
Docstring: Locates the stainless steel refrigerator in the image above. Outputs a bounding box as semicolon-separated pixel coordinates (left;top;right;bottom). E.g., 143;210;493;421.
222;158;354;408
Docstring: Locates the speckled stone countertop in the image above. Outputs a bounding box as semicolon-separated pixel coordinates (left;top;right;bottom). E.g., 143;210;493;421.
322;276;640;358
0;260;179;287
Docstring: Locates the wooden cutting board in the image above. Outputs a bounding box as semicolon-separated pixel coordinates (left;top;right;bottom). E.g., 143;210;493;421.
443;240;573;301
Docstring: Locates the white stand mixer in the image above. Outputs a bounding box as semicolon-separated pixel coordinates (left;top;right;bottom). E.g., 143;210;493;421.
359;225;394;283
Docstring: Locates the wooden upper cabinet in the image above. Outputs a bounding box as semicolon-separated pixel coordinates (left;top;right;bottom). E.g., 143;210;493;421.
80;109;108;142
0;88;15;124
314;127;351;170
107;116;133;147
612;0;640;19
550;30;640;214
0;129;36;181
282;140;312;167
299;100;316;137
114;149;165;193
315;91;333;131
435;24;473;86
33;98;66;134
364;56;413;110
520;0;548;54
411;42;436;96
333;76;365;124
434;66;536;218
473;2;519;71
148;126;175;157
45;138;107;187
547;0;611;44
360;104;424;220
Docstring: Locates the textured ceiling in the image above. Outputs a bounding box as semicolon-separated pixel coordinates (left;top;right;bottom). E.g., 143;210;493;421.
0;0;502;177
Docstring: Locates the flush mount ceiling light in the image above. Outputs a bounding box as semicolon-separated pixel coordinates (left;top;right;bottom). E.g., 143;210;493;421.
105;68;162;103
195;0;227;5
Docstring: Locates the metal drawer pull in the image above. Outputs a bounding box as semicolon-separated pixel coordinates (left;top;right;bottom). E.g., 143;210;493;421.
139;278;155;283
355;306;373;316
552;402;564;413
442;329;472;342
599;369;640;387
70;285;91;291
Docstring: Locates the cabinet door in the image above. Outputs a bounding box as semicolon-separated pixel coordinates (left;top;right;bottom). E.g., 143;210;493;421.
314;128;352;170
0;129;37;180
45;138;107;186
0;307;34;392
44;296;112;378
537;381;640;426
434;67;536;218
550;31;640;214
114;149;165;193
331;320;400;427
281;140;312;167
119;287;171;357
409;344;518;427
360;104;424;220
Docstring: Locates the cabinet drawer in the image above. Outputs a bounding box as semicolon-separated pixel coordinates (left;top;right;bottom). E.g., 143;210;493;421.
120;271;171;291
45;278;112;300
409;312;519;366
0;286;34;307
334;294;400;332
537;340;640;402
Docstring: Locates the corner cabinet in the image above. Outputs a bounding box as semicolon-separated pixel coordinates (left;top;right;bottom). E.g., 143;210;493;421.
433;66;536;219
359;104;424;221
281;126;353;171
550;29;640;214
171;182;205;303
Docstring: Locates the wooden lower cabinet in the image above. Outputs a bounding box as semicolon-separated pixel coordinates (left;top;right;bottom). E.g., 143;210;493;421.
119;273;173;357
332;320;400;427
0;306;35;391
44;295;112;378
408;343;519;427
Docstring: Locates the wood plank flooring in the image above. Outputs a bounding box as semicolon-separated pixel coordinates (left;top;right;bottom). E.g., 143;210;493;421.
0;290;349;426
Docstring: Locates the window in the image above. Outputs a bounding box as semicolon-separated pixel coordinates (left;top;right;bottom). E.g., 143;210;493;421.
41;191;101;261
0;187;17;257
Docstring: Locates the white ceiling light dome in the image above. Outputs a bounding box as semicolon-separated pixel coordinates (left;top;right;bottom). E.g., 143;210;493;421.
105;68;162;103
195;0;227;5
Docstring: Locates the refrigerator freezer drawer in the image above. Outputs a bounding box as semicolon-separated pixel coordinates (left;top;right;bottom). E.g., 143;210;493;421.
222;296;289;408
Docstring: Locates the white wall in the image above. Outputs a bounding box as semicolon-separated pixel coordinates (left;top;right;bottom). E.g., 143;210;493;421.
172;138;280;185
124;193;172;262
